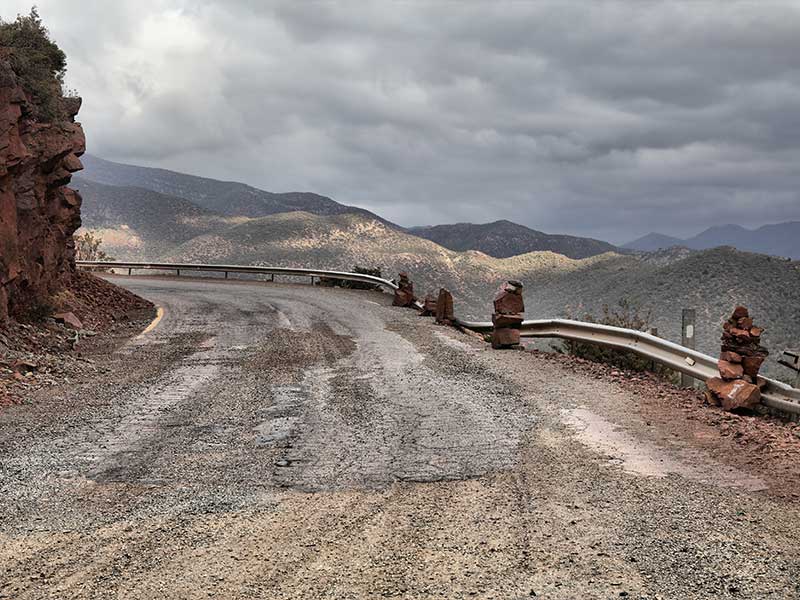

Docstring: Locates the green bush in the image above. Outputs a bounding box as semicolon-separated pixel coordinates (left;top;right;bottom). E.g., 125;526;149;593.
0;7;67;121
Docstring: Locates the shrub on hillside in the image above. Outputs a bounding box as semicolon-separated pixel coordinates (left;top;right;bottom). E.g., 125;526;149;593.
556;299;675;378
75;231;113;262
318;265;383;290
0;8;68;121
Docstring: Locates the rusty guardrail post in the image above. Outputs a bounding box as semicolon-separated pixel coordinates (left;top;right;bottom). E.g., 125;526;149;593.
492;280;524;349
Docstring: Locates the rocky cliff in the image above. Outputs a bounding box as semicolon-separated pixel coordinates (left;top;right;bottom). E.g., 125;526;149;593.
0;52;85;322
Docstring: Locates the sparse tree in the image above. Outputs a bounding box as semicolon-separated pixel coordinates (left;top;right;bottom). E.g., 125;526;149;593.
74;230;112;261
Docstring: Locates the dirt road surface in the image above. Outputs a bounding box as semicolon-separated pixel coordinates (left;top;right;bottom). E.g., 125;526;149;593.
1;277;798;599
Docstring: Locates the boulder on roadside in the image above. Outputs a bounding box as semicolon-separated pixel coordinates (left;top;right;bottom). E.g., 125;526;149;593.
706;377;761;411
491;327;521;349
53;311;83;330
419;294;437;316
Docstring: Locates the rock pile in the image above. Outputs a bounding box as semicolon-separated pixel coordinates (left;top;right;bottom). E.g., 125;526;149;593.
435;289;454;325
706;306;769;411
492;280;524;349
0;54;85;322
419;294;437;316
392;272;416;307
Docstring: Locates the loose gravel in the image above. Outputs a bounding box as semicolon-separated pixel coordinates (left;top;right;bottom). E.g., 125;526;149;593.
0;276;798;599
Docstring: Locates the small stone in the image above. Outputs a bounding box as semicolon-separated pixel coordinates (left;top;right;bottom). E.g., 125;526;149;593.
719;351;742;364
732;306;749;320
53;311;83;330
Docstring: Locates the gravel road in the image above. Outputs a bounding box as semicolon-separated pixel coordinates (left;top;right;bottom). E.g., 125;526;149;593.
1;276;798;599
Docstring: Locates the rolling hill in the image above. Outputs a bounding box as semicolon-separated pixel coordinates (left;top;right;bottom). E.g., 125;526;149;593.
625;222;800;259
73;176;242;259
78;154;396;226
408;220;622;259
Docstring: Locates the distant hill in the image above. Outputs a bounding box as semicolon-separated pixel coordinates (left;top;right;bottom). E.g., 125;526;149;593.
408;220;621;259
623;232;685;252
78;154;396;226
624;222;800;259
74;176;239;259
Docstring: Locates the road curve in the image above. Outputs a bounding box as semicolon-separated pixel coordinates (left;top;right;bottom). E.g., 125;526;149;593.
1;277;798;599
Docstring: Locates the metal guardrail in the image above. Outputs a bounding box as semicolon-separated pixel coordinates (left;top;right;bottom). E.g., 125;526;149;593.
76;260;399;292
456;317;800;416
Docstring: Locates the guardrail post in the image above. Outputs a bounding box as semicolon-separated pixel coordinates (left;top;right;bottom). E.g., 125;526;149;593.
177;269;181;277
224;271;228;279
681;309;696;387
128;267;132;276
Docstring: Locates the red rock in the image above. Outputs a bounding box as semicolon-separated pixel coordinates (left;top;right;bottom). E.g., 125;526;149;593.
393;288;415;307
706;377;761;411
419;294;437;316
717;359;743;380
737;317;753;329
392;273;416;307
0;55;84;322
491;327;520;348
492;313;523;328
435;288;454;325
732;306;749;320
742;354;766;378
750;327;763;337
719;351;742;364
53;311;82;329
11;359;37;374
493;281;524;315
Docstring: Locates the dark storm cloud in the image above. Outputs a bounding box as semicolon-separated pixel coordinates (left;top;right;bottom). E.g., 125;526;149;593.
6;0;800;242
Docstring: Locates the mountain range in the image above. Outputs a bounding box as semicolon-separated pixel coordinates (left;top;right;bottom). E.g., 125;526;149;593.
408;220;621;259
625;223;800;259
72;156;800;377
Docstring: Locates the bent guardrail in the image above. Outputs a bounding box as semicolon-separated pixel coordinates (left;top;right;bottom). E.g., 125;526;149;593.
455;317;800;416
76;260;399;292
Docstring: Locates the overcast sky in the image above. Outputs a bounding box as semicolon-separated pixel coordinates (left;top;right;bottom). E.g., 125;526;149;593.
5;1;800;243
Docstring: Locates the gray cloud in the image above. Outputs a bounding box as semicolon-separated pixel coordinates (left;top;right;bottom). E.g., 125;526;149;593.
5;0;800;243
